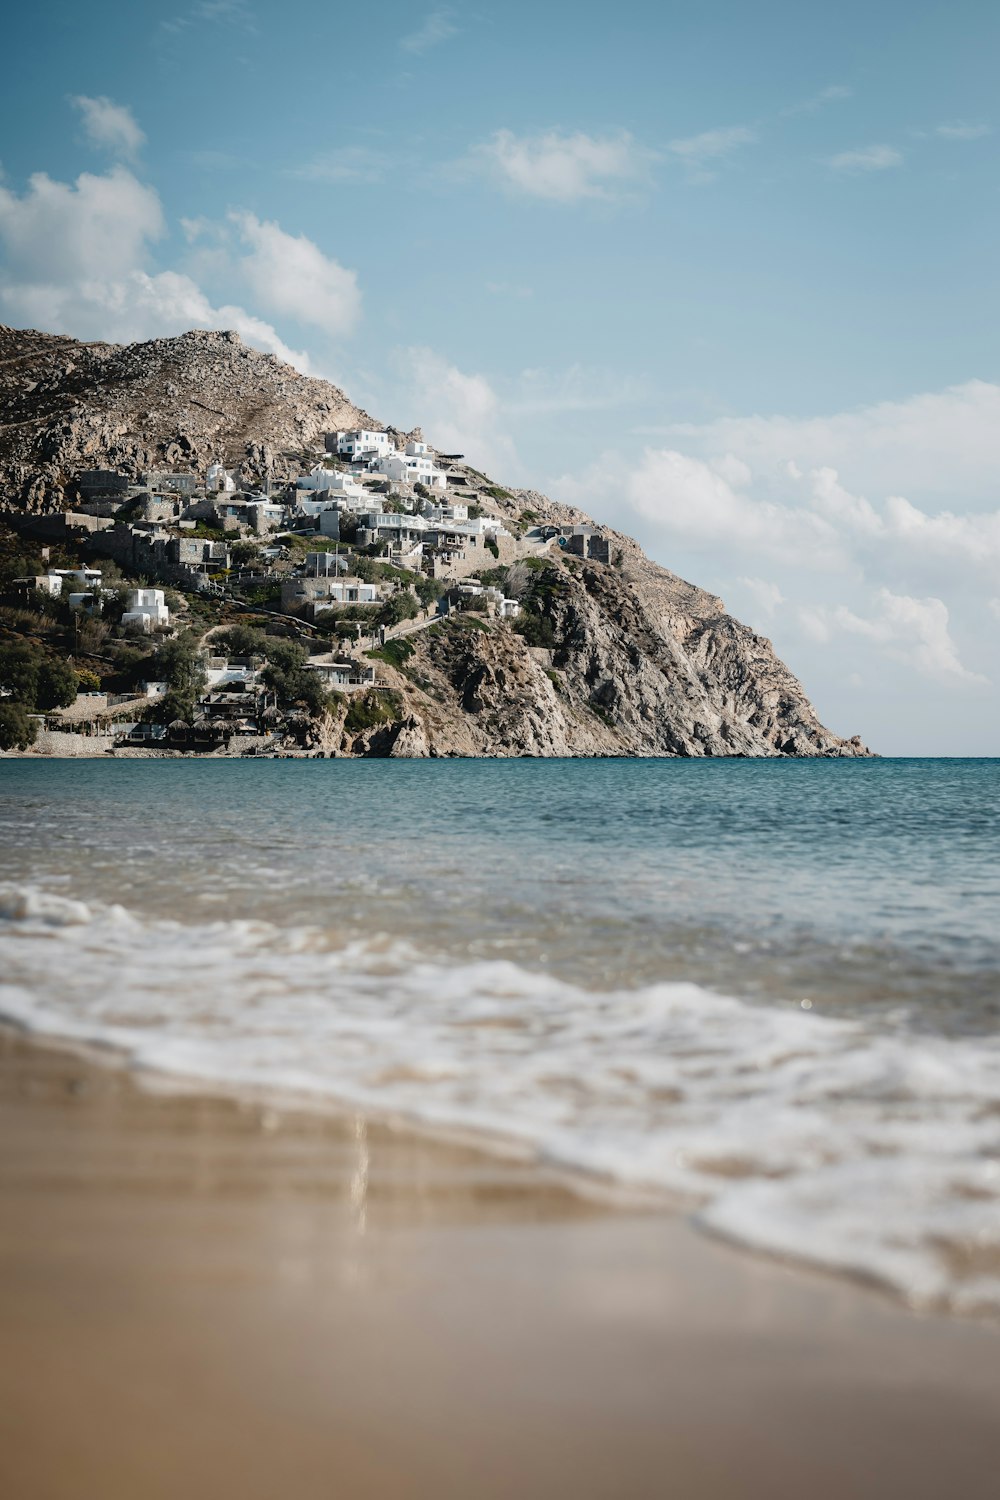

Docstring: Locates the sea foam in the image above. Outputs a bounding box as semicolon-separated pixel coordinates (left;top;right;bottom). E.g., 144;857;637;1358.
2;881;1000;1316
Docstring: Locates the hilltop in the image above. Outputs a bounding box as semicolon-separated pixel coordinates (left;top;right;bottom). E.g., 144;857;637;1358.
0;325;871;758
0;326;376;511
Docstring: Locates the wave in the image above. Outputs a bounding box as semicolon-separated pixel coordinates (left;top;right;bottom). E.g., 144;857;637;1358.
2;882;1000;1316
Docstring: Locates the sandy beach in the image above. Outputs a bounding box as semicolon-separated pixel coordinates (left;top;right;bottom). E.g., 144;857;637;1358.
2;1027;999;1500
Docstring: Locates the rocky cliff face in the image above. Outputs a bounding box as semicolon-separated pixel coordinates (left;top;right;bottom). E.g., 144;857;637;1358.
0;323;872;757
341;556;869;759
0;325;374;509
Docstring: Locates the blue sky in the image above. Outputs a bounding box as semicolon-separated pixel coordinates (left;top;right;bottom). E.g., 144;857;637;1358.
1;0;998;752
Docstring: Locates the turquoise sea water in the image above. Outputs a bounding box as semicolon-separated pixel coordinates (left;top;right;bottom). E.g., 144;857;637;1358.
2;758;999;1311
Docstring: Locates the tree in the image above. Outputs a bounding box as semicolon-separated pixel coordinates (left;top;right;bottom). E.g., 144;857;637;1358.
215;624;268;657
378;592;419;628
155;690;196;725
262;638;307;675
152;635;207;697
0;642;42;707
36;659;79;710
414;575;444;608
0;703;37;751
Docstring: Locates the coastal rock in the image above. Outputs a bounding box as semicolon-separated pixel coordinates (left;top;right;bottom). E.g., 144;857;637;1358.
387;715;431;758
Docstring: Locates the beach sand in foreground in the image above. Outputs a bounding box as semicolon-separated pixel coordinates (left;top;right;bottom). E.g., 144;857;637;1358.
2;1029;999;1500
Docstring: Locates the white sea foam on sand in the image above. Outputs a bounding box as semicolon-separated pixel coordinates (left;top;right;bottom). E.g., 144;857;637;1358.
3;884;1000;1316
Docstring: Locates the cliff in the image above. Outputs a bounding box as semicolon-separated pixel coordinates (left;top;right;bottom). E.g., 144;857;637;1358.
333;550;869;759
0;324;871;758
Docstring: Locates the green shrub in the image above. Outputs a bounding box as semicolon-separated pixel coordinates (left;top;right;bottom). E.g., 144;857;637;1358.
514;609;556;648
36;659;79;710
477;566;509;589
214;624;269;657
367;638;415;670
344;691;402;733
0;641;42;706
414;575;444;607
0;702;37;750
378;592;419;628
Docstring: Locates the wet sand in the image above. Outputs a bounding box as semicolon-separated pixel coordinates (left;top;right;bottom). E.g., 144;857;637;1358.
2;1028;999;1499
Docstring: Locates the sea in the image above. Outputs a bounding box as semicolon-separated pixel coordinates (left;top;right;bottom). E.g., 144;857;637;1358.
2;757;999;1314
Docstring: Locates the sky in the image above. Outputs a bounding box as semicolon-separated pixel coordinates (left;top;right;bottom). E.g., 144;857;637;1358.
0;0;998;753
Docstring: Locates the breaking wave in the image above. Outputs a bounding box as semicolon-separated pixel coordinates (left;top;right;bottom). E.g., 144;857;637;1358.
3;882;1000;1316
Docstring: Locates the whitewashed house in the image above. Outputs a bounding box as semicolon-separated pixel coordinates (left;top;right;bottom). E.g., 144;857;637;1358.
296;465;364;495
329;430;392;461
121;587;170;633
206;462;237;494
374;450;448;491
355;511;429;548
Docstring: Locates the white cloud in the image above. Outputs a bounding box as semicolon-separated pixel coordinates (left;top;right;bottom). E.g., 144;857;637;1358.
823;590;985;684
471;129;655;203
667;380;1000;507
0;164;310;368
553;446;838;565
229;211;362;338
70;96;145;162
390;346;518;474
0;166;164;290
666;125;757;179
399;8;458;54
738;577;784;616
935;122;991;141
829;144;902;173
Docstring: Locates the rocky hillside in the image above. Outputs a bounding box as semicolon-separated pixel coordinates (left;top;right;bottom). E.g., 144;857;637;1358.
335;547;869;758
0;323;871;757
0;325;375;510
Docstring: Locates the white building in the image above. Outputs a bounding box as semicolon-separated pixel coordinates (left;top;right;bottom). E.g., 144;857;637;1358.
121;587;170;633
296;465;366;496
57;568;107;613
374;451;448;491
330;430;392;461
355;511;429;547
318;579;381;605
203;657;259;690
304;659;378;689
206;462;237;493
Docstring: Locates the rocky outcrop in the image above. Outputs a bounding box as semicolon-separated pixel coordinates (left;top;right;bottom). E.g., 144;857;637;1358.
367;575;870;759
0;325;377;509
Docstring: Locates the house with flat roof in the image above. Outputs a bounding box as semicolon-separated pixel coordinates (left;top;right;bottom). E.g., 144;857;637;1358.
328;429;392;461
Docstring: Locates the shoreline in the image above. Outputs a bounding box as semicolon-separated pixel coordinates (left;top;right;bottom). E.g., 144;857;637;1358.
2;1028;1000;1497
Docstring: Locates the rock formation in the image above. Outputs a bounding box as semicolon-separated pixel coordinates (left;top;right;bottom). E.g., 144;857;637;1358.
0;325;374;509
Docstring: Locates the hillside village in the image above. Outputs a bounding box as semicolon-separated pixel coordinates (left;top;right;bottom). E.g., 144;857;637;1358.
0;424;620;756
0;326;871;759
